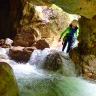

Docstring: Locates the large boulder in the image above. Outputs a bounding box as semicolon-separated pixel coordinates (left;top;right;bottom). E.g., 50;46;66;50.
8;46;35;62
69;16;96;80
32;39;50;50
13;1;71;47
42;49;76;76
0;62;19;96
43;50;62;71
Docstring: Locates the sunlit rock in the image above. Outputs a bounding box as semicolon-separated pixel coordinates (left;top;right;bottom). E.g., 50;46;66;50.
5;38;13;46
14;27;39;47
34;6;44;21
14;1;70;47
32;39;50;50
0;62;19;96
2;38;13;48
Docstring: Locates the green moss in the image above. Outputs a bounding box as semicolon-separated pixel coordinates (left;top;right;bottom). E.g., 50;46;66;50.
0;62;19;96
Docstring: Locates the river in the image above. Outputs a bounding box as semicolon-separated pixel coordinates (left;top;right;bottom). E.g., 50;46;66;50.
1;47;96;96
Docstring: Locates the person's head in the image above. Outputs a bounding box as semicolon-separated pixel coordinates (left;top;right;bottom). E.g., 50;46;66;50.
71;19;78;27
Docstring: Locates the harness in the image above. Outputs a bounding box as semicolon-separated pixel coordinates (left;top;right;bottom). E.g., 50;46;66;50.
63;26;78;41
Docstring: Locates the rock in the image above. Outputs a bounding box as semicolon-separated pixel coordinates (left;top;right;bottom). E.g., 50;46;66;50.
14;4;70;48
23;47;36;53
5;38;13;46
43;50;62;71
42;49;76;76
2;44;11;48
34;6;44;21
0;62;19;96
0;39;5;46
8;46;35;62
1;38;13;48
70;46;96;80
32;39;50;50
14;27;39;47
47;0;96;19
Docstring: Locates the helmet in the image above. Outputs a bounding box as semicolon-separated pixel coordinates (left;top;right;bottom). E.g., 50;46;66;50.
71;19;78;26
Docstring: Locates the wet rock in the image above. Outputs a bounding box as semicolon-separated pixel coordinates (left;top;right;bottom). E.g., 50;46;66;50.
43;50;62;71
70;47;96;80
8;46;35;62
69;16;96;80
32;39;50;50
42;50;76;76
0;62;19;96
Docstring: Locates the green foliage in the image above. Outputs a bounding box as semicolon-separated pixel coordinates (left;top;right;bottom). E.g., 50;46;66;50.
51;4;62;11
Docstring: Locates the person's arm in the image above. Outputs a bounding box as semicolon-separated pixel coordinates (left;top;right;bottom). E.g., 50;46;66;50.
60;27;69;39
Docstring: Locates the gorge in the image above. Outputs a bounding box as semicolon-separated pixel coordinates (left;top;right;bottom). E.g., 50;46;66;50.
0;0;96;96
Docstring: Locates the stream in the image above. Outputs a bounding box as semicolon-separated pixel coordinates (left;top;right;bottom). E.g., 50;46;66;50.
1;47;96;96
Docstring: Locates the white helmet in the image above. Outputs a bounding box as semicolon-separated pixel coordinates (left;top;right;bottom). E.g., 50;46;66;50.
71;19;78;26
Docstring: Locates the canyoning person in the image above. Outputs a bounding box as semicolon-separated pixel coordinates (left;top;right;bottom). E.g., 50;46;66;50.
58;19;78;53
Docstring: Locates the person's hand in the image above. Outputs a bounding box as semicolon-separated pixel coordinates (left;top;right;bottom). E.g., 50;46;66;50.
58;38;61;42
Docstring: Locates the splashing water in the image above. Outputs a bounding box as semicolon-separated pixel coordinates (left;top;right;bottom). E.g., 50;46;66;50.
11;61;96;96
1;47;96;96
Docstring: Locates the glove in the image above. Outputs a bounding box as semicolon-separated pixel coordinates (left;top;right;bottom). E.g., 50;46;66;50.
58;38;61;42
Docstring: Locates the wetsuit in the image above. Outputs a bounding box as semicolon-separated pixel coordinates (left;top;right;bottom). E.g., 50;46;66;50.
60;25;78;53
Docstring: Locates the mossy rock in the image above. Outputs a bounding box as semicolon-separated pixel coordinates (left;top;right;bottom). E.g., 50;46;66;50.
0;62;19;96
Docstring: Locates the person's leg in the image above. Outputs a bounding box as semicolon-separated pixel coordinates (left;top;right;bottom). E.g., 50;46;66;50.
66;40;72;53
66;36;72;53
62;39;67;51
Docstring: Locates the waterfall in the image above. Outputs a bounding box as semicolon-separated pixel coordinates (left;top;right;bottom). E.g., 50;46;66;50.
0;47;96;96
29;48;76;76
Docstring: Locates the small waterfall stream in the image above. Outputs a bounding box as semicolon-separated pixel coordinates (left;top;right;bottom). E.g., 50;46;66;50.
0;47;96;96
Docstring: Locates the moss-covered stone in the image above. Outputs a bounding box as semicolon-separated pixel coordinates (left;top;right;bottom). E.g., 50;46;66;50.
0;62;19;96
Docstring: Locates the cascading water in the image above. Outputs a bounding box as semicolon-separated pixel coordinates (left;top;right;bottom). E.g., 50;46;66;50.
1;47;96;96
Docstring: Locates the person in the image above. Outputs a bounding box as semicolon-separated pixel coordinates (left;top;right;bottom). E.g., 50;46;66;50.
58;19;78;53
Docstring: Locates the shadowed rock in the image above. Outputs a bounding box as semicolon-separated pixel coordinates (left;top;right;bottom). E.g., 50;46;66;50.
8;46;35;63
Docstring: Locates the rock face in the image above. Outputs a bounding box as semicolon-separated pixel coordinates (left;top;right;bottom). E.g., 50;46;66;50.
13;3;70;47
0;0;50;39
69;16;96;80
46;0;96;19
0;0;22;39
13;27;39;47
45;0;96;80
0;62;19;96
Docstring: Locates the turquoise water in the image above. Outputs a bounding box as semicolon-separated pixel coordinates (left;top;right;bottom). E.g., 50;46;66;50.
1;47;96;96
11;63;96;96
7;48;96;96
